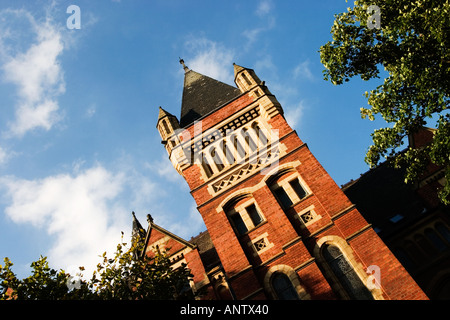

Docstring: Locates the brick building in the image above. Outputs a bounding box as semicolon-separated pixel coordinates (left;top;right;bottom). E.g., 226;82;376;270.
137;60;428;300
343;128;450;299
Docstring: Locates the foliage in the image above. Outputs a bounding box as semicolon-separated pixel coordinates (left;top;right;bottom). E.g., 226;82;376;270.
320;0;450;203
0;234;195;300
87;234;195;300
0;256;90;300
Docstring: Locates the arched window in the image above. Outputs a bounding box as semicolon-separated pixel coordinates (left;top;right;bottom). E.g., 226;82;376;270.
432;276;450;300
425;228;447;252
322;244;373;300
404;240;425;265
271;273;299;300
216;285;233;300
414;234;437;257
436;223;450;244
393;247;416;271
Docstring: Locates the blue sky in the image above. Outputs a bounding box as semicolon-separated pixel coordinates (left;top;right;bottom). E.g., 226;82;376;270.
0;0;388;278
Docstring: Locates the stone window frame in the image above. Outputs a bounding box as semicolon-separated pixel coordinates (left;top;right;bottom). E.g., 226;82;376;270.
295;204;322;228
269;171;312;210
263;264;310;300
313;235;384;300
225;197;266;236
247;232;274;257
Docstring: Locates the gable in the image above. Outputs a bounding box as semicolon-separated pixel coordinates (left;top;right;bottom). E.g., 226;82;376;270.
145;224;195;258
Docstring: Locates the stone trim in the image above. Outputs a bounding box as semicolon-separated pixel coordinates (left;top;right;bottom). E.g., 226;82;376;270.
313;235;384;300
263;264;311;300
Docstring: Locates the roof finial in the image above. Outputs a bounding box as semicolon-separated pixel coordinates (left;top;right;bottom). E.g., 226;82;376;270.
179;57;189;73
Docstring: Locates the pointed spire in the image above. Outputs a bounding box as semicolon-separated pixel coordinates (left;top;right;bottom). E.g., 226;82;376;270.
179;58;190;73
233;63;246;78
158;106;174;121
179;64;241;127
131;211;146;240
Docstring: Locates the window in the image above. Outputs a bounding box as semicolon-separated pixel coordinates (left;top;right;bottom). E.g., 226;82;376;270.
225;199;265;236
415;234;437;257
162;119;170;134
436;223;450;243
273;187;292;209
296;205;321;227
249;232;274;256
299;211;314;224
269;174;309;211
393;247;416;270
230;212;248;235
289;179;307;199
404;240;426;265
253;238;267;252
246;204;263;227
389;214;404;223
425;228;447;252
241;72;252;86
271;273;299;300
322;244;373;300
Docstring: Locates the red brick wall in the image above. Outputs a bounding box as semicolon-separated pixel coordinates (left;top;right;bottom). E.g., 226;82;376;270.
178;87;428;300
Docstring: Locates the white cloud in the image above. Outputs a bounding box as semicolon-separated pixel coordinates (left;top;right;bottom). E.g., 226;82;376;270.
242;0;275;49
0;163;164;277
0;8;66;137
293;60;315;81
184;37;235;84
284;100;305;130
146;155;183;184
169;203;205;240
0;166;125;274
0;146;7;164
256;0;272;17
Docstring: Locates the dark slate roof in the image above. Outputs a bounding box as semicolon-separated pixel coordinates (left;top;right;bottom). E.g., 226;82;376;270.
179;69;242;128
342;162;427;236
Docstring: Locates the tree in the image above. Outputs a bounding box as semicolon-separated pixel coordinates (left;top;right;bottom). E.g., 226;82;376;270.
0;256;90;300
320;0;450;203
88;234;195;300
0;234;195;300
